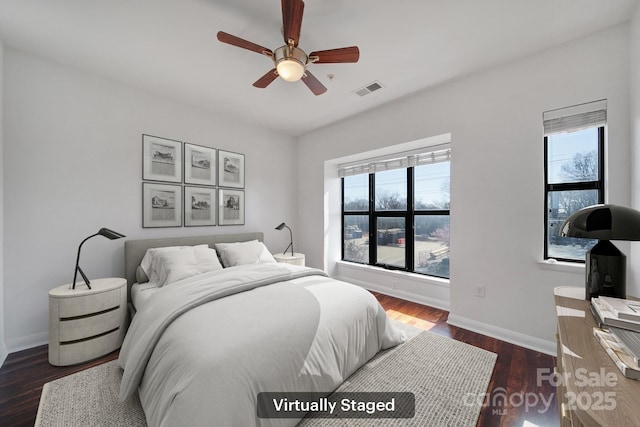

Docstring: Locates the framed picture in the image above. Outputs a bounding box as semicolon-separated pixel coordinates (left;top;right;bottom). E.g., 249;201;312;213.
218;150;245;188
218;188;245;225
184;186;216;227
142;134;182;183
185;143;216;186
143;182;182;228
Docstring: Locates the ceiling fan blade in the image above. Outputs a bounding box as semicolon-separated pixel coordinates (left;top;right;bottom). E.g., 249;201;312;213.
301;70;327;96
282;0;304;46
253;69;279;88
309;46;360;63
217;31;273;56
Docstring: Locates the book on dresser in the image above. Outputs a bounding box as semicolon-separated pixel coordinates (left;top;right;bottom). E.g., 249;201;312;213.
591;297;640;332
593;327;640;380
599;296;640;321
608;326;640;368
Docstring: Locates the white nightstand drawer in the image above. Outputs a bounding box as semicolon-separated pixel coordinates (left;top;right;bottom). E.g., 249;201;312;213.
58;306;122;342
52;328;124;366
56;287;121;318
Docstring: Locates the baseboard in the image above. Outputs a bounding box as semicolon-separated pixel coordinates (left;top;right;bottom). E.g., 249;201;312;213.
334;274;450;312
336;274;556;356
6;331;48;354
447;313;556;356
0;341;7;368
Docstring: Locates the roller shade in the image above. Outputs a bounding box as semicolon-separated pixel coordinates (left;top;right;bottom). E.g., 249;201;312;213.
543;99;607;136
338;144;451;178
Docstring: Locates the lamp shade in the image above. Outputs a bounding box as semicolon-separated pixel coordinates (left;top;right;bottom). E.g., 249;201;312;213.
98;227;126;240
560;204;640;241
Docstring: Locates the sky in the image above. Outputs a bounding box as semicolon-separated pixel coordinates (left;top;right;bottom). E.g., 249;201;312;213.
344;161;451;208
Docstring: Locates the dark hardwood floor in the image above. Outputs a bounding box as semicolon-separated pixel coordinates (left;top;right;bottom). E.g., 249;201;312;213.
0;292;558;427
373;292;559;427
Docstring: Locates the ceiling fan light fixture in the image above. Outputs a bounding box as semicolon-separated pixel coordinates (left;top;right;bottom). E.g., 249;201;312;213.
274;45;308;82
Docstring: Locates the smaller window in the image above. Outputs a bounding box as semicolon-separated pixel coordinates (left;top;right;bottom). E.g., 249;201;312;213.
543;101;605;262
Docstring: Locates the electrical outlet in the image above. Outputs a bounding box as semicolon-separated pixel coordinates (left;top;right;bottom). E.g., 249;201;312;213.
475;285;485;298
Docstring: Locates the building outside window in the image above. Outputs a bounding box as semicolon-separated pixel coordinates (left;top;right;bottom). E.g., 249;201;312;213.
341;145;451;279
543;100;606;262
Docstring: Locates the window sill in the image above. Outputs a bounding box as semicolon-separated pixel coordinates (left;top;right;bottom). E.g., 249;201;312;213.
537;259;585;274
336;260;450;288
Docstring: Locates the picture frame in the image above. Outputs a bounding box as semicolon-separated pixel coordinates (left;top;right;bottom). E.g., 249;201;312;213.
218;188;245;225
218;150;245;188
184;143;216;186
143;182;182;228
142;134;182;183
184;186;216;227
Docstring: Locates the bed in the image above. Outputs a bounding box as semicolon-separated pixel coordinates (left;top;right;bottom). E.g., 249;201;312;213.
117;232;406;427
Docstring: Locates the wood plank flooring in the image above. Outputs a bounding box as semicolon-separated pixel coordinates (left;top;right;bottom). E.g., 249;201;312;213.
372;292;559;427
0;292;558;427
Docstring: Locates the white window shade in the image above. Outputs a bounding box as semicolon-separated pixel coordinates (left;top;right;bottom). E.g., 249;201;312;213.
338;144;451;178
543;99;606;136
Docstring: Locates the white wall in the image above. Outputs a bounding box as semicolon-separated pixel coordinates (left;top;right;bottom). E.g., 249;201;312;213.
3;48;298;351
298;25;631;354
0;39;7;366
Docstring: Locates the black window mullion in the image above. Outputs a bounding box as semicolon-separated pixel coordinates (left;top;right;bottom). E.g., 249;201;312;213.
407;168;414;272
368;173;376;265
598;126;605;204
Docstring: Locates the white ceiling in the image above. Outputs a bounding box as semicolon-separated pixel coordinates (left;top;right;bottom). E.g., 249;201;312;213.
0;0;638;137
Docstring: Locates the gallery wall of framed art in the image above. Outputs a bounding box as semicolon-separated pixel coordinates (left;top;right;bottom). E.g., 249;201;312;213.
141;134;245;228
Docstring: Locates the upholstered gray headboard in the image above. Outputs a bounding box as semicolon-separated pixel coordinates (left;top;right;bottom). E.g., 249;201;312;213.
124;232;264;301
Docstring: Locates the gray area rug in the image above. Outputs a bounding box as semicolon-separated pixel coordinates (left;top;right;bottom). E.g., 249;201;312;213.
36;322;496;427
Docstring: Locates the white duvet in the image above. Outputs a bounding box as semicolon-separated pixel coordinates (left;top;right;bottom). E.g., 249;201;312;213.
118;263;405;427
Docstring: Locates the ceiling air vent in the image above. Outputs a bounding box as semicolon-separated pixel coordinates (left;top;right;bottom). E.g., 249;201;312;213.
354;81;384;97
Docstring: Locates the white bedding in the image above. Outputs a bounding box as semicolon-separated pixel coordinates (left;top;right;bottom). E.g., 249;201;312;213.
118;264;406;427
130;282;161;310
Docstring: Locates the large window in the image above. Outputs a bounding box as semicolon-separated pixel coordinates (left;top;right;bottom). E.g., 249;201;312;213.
544;101;606;262
341;146;451;279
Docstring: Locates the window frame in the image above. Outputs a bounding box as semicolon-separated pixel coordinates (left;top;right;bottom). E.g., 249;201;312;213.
543;126;605;262
341;164;451;278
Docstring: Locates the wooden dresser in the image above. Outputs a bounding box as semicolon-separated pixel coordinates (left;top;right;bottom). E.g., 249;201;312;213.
554;286;640;426
49;278;127;366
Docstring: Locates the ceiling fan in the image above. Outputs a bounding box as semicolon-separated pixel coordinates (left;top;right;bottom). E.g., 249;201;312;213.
217;0;360;96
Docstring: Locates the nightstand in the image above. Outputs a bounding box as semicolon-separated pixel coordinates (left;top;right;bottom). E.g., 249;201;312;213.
273;252;305;266
48;277;127;366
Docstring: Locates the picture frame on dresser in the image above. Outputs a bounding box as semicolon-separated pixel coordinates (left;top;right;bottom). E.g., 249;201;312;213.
184;186;216;227
184;143;216;186
143;182;182;228
218;188;244;225
218;150;245;188
142;134;182;183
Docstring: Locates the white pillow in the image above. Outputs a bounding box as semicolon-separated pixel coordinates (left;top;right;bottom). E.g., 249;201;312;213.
214;240;277;267
139;244;218;285
153;246;224;286
153;248;198;286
